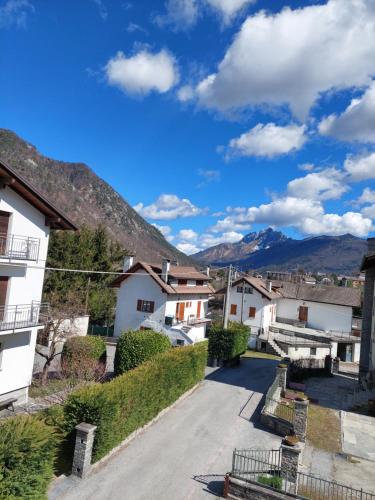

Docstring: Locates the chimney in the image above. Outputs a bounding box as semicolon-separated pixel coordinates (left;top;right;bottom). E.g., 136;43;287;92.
162;258;170;283
123;254;135;272
368;237;375;252
206;265;210;277
266;279;272;293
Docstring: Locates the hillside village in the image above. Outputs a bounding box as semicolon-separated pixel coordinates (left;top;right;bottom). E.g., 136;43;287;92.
2;1;375;499
0;153;374;500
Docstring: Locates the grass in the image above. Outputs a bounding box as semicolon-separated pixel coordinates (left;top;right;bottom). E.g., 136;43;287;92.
307;404;341;453
242;349;281;361
29;378;80;398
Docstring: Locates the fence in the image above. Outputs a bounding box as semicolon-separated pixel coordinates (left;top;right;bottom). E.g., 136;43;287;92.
89;324;114;337
0;302;50;332
231;449;375;500
0;233;40;261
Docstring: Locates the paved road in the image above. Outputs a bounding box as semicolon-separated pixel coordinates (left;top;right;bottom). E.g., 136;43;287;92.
50;358;281;500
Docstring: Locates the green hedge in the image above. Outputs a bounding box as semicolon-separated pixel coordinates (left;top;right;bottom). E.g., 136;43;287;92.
64;342;207;461
62;335;106;362
208;322;249;361
0;415;56;499
114;330;171;375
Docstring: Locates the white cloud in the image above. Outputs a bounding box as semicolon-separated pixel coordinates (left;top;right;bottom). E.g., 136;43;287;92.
196;0;375;118
152;224;174;241
200;231;243;248
177;84;194;102
226;123;306;158
356;187;375;206
362;204;375;220
177;242;201;254
300;212;372;237
91;0;108;21
154;0;199;30
298;163;315;172
0;0;34;28
177;228;198;241
287;168;348;201
106;49;179;95
344;152;375;181
134;194;204;220
205;0;254;24
126;22;148;34
319;82;375;143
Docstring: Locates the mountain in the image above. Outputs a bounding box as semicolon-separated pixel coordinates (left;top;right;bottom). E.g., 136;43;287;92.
0;129;191;264
194;228;288;264
194;229;366;274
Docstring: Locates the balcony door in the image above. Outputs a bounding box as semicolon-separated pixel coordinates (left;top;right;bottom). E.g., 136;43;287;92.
299;306;308;322
0;276;9;321
0;211;10;256
176;302;185;322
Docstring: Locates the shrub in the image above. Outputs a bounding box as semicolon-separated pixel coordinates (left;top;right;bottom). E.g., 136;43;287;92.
208;322;249;361
0;415;56;499
114;330;171;375
64;342;207;461
62;335;106;362
257;475;282;490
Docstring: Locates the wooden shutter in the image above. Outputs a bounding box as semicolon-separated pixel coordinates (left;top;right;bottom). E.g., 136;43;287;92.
230;304;237;315
149;301;155;313
299;306;308;322
179;302;185;321
249;307;256;318
0;211;10;235
197;301;201;318
137;299;142;311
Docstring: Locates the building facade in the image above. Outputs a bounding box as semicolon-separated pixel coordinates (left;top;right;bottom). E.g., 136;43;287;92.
112;257;213;345
0;160;76;405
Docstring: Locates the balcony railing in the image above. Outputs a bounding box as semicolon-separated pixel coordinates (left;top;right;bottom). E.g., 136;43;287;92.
0;302;50;332
0;233;40;261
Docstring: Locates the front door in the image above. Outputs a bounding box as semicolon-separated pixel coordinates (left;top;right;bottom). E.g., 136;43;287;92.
0;211;10;256
0;277;9;321
299;306;308;322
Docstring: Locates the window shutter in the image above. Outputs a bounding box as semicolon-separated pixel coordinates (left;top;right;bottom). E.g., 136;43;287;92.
230;304;237;315
249;307;256;318
137;299;142;311
150;301;155;313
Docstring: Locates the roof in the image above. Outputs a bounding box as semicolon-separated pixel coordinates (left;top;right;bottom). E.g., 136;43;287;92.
361;252;375;271
110;261;215;295
0;159;77;230
217;275;361;307
277;282;361;308
149;263;211;281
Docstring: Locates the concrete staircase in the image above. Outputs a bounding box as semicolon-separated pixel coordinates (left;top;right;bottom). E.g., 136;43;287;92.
268;337;288;358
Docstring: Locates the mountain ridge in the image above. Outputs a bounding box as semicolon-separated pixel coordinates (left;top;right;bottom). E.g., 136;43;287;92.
193;228;366;274
0;128;191;264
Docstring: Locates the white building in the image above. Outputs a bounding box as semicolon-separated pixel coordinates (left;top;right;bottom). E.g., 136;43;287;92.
220;276;361;362
0;159;76;406
112;257;214;345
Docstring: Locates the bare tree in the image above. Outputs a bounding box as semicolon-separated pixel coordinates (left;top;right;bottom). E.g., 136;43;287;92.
35;291;85;386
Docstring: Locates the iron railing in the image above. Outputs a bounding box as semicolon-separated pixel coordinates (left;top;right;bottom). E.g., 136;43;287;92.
0;233;40;261
231;450;375;500
0;302;50;332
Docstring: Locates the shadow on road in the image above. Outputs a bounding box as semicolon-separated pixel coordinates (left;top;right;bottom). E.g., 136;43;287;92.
192;474;224;498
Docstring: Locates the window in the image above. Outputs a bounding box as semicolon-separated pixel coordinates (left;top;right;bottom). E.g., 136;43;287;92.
196;280;204;286
249;307;256;318
310;348;317;356
178;279;187;285
230;304;237;315
137;300;155;313
237;286;243;293
244;286;253;294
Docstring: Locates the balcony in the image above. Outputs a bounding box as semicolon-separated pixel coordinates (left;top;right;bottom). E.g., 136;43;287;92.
0;302;50;332
0;233;40;261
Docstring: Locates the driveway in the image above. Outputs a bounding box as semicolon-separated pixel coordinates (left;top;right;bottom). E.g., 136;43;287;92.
49;357;281;500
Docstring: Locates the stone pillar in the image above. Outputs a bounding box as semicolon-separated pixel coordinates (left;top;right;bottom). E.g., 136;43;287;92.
332;357;340;375
277;364;288;392
294;397;309;442
280;438;303;493
72;423;97;478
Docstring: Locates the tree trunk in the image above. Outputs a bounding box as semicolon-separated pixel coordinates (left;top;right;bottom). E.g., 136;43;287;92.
41;359;51;385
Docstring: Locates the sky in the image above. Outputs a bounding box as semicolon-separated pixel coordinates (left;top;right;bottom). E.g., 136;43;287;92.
1;0;375;255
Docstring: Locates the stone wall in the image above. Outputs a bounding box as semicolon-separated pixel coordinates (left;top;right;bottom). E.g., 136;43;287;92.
260;411;293;437
225;476;303;500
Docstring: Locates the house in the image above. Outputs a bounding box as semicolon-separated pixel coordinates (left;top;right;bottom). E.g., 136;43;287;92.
359;238;375;385
0;159;76;406
219;275;361;362
111;256;214;345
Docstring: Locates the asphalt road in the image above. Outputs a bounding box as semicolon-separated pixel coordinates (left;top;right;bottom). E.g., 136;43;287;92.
50;357;281;500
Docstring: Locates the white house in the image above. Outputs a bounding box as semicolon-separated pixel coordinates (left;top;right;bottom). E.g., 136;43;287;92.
220;276;361;363
111;257;214;345
0;159;76;407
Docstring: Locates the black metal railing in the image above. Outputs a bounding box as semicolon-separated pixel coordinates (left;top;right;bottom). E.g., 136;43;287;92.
0;302;50;331
0;233;40;261
231;450;375;500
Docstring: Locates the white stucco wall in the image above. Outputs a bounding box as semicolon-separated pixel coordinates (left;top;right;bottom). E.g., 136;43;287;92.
227;286;274;333
276;298;353;333
286;345;331;360
0;327;38;403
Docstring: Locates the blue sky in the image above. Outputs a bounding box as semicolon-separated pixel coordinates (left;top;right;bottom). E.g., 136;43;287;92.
1;0;375;254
